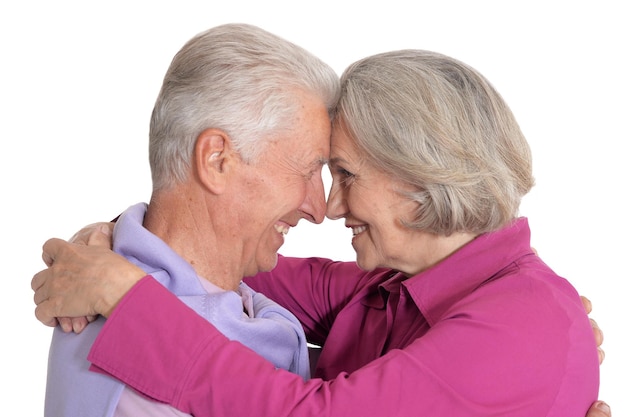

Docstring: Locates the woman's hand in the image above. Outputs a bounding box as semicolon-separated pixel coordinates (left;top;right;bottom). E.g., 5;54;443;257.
57;223;116;332
68;222;115;246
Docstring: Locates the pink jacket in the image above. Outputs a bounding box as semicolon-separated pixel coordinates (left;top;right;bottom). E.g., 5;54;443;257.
88;217;599;416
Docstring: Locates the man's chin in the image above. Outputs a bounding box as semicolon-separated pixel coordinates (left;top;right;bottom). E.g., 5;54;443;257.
261;253;280;272
247;253;279;276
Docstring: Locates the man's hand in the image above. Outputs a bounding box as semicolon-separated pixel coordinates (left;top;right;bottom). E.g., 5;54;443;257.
581;296;605;364
586;401;611;417
31;225;145;329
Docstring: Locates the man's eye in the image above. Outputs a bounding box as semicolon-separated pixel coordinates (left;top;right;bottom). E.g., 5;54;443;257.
305;166;323;180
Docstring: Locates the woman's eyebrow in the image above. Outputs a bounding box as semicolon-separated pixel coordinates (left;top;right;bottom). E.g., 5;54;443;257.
328;157;346;167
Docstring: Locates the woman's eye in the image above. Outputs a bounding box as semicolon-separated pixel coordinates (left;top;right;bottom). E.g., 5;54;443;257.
330;164;356;186
338;168;354;178
335;168;355;186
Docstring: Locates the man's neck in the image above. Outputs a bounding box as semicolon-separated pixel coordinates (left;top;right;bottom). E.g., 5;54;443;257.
143;187;243;291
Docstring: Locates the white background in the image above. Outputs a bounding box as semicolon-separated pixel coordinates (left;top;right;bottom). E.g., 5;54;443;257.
1;1;623;414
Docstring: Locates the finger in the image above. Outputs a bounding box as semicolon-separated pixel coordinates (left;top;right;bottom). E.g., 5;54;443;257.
32;268;54;304
591;400;610;416
42;250;53;267
32;283;47;306
86;224;113;247
32;267;61;307
71;317;90;334
41;237;65;267
31;268;46;293
34;304;60;328
581;296;592;314
68;222;100;245
598;347;605;365
589;318;604;347
40;238;70;269
58;317;74;333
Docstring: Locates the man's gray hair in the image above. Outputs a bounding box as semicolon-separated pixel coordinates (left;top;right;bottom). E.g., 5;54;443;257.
149;23;340;190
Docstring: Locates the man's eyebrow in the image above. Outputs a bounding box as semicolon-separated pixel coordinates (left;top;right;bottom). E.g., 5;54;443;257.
314;156;329;167
303;157;328;175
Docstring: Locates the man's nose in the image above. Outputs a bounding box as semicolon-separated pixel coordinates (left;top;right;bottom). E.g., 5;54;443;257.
301;175;327;224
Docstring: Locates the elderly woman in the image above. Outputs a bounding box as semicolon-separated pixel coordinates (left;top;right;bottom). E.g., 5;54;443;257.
33;50;604;416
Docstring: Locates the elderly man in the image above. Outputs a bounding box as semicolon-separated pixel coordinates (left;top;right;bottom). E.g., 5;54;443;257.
42;23;339;417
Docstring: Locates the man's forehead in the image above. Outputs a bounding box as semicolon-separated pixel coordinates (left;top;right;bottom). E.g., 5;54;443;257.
289;135;329;166
293;154;327;173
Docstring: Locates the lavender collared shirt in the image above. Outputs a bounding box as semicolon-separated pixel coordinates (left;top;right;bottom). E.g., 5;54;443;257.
44;203;309;417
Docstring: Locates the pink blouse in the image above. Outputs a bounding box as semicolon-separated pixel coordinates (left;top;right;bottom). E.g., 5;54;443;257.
89;217;599;416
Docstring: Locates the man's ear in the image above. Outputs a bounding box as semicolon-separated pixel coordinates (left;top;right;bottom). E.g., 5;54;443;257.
194;128;233;194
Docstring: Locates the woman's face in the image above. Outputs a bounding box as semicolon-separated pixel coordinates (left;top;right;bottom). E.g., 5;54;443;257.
326;125;423;274
326;124;475;275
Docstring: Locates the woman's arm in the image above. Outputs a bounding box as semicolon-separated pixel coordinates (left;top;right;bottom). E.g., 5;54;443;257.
33;224;607;366
31;230;610;416
245;256;371;344
86;276;603;417
32;231;145;325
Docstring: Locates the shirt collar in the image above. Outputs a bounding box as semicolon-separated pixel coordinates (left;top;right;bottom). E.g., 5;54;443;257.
364;218;534;325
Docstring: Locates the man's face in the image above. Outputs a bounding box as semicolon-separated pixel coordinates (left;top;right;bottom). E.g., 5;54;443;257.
234;90;331;276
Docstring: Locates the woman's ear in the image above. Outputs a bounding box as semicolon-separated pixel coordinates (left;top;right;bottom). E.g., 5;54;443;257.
194;128;232;194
